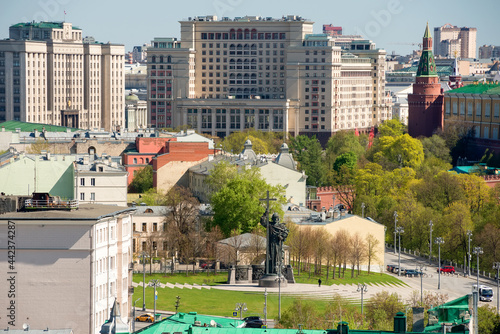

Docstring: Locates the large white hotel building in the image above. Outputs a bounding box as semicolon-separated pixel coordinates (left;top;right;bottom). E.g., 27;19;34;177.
0;22;124;131
147;15;390;142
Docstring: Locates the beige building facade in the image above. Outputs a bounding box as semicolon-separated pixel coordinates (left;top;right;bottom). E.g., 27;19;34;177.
147;15;389;142
0;204;134;334
0;22;125;131
434;24;477;59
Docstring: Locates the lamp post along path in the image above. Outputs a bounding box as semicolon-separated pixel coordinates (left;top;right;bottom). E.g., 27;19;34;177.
493;262;500;315
396;226;404;277
429;221;433;265
435;237;444;290
467;230;472;277
393;211;398;254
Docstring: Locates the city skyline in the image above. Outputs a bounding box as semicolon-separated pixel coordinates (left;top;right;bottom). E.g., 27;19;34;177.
2;0;500;57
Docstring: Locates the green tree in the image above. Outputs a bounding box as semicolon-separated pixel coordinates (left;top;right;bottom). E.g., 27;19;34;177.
209;166;285;236
289;135;327;186
373;134;424;170
366;291;405;330
421;135;451;163
378;119;406;137
333;152;358;173
478;305;500;334
325;131;365;168
221;129;283;154
128;165;153;193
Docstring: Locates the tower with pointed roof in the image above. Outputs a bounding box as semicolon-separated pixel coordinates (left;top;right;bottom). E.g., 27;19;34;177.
408;23;444;137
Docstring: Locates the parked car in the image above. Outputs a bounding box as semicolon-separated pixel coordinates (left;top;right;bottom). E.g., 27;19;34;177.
438;266;455;274
404;269;421;277
243;316;264;328
135;313;154;322
387;264;396;272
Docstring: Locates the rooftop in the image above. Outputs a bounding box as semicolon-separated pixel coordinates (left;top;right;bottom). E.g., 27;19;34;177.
0;120;79;132
446;82;500;95
0;204;134;221
10;21;81;30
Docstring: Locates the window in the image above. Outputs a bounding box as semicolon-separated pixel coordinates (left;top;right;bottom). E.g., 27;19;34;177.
163;242;168;250
459;102;465;115
90;193;95;201
485;103;491;117
142;242;147;251
142;223;147;232
467;102;473;116
153;242;157;250
153;223;158;231
80;178;85;186
91;178;95;186
494;104;500;118
80;193;85;201
476;103;481;117
133;223;136;231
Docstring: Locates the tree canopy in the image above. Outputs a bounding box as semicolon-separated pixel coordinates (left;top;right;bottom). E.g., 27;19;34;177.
128;165;153;193
207;163;286;237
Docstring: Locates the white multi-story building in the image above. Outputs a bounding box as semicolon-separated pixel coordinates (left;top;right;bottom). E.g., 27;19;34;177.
0;22;125;131
147;15;389;143
0;204;134;334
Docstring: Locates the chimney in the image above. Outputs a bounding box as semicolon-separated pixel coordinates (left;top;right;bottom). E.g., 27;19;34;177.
83;155;90;165
1;126;5;132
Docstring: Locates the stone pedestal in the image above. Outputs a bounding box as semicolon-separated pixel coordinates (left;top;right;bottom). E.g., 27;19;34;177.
227;266;236;284
258;273;288;288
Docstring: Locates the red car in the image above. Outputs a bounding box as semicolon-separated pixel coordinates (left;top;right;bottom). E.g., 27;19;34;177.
438;266;455;274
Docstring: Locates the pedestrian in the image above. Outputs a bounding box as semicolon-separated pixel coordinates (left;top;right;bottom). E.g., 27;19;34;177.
318;278;322;287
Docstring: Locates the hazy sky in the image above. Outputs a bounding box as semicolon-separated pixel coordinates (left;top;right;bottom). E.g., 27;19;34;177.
2;0;499;56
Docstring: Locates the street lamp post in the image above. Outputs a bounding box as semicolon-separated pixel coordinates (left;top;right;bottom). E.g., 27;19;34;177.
467;230;473;277
361;202;365;218
416;262;426;306
493;262;500;315
357;283;368;321
149;279;160;323
141;252;149;311
263;288;268;327
133;298;141;332
473;247;483;288
429;221;433;265
393;211;398;254
235;303;247;320
435;237;444;289
472;247;483;334
396;226;404;276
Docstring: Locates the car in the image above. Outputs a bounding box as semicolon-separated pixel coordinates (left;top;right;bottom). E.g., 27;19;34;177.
387;264;396;272
243;316;264;328
438;266;455;274
135;313;154;322
404;269;421;277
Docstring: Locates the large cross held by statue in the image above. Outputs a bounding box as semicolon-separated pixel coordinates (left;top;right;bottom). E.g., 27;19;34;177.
259;190;276;275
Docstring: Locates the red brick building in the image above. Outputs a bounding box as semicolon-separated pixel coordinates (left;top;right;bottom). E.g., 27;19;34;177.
123;134;214;190
408;23;444;138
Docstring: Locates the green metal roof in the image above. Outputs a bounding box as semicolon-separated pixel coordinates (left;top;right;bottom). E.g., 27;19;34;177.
0;120;79;132
424;22;431;39
446;82;500;95
10;22;81;30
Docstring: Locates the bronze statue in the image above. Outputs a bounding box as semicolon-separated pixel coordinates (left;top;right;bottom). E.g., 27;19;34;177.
260;211;289;275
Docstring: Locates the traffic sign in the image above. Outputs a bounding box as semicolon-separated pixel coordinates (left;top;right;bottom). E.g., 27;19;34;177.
232;311;237;317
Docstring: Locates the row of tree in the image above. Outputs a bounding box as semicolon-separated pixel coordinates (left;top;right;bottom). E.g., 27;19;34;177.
286;225;380;279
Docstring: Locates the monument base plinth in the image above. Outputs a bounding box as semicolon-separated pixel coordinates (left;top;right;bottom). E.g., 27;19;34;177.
258;274;288;288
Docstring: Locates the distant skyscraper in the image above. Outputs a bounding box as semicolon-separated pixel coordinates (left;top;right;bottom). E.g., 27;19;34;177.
433;24;477;59
0;22;125;131
147;15;390;142
408;23;444;138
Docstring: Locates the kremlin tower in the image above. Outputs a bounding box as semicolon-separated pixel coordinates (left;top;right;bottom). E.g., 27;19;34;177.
408;23;444;138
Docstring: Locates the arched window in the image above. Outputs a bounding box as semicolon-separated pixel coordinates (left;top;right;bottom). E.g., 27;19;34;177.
167;56;171;63
251;29;257;39
229;29;236;39
133;158;137;164
237;29;243;39
151;56;156;63
244;29;250;39
159;56;164;63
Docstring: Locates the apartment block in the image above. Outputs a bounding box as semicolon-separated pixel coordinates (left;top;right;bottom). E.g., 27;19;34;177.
0;203;134;334
0;22;125;131
147;15;389;143
434;24;477;59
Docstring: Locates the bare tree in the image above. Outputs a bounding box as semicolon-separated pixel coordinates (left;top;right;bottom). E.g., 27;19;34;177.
365;233;380;275
335;229;351;278
163;186;200;274
312;228;328;275
247;227;266;264
350;232;367;276
205;225;223;274
219;229;245;266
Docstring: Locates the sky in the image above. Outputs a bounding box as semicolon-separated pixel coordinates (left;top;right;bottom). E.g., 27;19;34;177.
1;0;499;56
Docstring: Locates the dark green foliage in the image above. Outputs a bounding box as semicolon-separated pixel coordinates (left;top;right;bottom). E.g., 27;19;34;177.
128;165;153;193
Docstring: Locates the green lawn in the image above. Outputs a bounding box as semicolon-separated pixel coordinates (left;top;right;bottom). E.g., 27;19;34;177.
132;267;405;317
133;284;331;318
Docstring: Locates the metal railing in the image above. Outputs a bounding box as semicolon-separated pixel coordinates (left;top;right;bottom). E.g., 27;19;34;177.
25;199;79;210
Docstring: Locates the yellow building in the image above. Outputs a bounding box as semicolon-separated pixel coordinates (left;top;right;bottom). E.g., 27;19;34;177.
286;211;386;272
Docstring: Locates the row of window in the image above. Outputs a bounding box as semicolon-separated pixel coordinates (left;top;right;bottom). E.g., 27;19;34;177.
201;31;286;40
447;101;500;118
201;42;286;49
